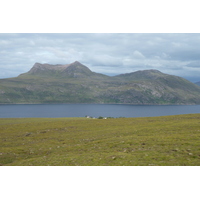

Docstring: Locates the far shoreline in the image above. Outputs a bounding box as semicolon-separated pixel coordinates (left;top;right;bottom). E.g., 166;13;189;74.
0;102;199;106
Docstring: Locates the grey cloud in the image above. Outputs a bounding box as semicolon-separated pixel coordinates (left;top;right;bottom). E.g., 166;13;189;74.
1;33;200;81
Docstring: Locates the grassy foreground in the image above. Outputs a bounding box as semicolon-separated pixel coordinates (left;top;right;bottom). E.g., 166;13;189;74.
1;114;200;166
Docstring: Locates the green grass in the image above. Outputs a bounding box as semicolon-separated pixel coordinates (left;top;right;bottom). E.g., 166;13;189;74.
1;114;200;166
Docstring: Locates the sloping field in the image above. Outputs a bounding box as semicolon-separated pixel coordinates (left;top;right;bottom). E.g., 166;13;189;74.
1;114;200;166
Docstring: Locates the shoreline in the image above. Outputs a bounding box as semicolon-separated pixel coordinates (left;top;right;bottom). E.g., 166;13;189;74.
0;113;200;120
0;102;199;106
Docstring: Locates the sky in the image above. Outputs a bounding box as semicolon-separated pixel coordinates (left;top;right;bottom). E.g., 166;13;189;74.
1;33;200;82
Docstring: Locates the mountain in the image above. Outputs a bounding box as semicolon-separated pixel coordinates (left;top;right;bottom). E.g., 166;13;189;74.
1;61;200;104
21;61;108;80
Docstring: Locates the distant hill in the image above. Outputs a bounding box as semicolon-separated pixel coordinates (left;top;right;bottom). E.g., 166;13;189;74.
1;61;200;104
195;81;200;86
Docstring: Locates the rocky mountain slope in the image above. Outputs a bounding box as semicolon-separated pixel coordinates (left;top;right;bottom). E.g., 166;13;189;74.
1;61;200;104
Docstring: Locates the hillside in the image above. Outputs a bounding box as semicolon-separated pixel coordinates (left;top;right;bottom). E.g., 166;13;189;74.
1;114;200;166
1;61;200;104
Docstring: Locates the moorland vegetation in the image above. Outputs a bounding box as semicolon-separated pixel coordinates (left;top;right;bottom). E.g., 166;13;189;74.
1;114;200;166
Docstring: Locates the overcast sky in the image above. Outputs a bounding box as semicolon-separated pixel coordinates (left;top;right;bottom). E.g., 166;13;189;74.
1;33;200;82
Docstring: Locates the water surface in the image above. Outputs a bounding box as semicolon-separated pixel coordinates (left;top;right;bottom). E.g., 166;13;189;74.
1;104;200;118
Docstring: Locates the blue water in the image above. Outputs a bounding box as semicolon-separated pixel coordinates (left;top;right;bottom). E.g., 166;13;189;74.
0;104;200;118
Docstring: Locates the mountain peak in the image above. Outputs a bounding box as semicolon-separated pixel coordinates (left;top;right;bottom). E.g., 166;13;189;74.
139;69;161;73
67;61;88;68
27;61;88;75
72;61;82;65
64;61;92;77
28;63;69;74
24;61;93;78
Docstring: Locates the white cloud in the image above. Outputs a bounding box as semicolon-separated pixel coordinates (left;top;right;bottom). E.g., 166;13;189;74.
132;51;145;59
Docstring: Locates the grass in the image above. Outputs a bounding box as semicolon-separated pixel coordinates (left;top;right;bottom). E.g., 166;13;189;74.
0;114;200;166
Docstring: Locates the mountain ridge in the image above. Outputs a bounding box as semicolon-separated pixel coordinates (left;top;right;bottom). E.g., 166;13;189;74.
1;61;200;104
